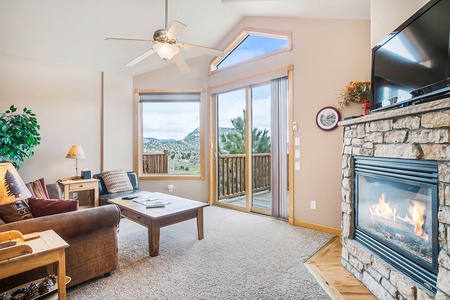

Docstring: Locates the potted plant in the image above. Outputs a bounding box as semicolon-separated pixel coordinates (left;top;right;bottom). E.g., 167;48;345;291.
0;105;41;169
338;81;371;114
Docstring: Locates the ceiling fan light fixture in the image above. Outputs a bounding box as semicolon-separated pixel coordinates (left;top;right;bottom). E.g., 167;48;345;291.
153;43;179;60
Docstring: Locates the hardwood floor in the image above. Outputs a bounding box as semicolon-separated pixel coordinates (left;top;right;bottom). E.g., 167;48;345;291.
305;236;377;300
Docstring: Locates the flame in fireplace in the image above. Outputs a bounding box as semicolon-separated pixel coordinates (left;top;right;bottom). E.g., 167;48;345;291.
370;193;397;220
370;193;428;241
397;200;428;241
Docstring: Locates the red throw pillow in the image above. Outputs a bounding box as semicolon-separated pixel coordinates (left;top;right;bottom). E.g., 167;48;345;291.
28;198;78;217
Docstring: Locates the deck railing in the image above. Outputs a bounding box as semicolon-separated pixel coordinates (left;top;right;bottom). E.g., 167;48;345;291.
143;150;169;174
142;152;274;199
218;153;271;200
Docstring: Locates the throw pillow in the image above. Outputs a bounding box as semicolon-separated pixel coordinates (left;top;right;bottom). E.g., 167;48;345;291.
0;200;33;223
101;170;133;194
28;198;78;217
26;178;50;199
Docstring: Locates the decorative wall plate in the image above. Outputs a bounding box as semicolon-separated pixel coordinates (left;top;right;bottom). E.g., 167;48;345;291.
316;106;341;131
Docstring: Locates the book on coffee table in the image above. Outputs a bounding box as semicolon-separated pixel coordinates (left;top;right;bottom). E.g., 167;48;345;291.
133;198;170;208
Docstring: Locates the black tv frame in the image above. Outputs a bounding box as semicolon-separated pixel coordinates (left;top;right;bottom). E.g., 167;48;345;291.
370;0;450;112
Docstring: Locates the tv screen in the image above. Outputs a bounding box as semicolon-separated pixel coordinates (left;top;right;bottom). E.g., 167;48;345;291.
371;0;450;111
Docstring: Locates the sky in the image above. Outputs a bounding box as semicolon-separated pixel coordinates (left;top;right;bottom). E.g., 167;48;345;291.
218;34;289;69
142;101;199;140
218;85;271;132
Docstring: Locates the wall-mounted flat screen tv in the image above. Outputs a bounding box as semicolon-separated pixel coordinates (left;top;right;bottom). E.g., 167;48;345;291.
371;0;450;112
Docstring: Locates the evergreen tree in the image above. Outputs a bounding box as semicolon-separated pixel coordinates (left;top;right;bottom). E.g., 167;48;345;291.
4;169;21;197
220;110;271;154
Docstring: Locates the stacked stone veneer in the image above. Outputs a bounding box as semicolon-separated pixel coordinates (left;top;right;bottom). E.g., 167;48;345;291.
340;98;450;300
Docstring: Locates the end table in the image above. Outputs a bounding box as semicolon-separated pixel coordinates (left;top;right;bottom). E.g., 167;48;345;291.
58;178;99;207
0;230;69;300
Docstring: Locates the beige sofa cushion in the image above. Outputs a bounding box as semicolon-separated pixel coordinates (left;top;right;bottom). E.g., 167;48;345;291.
101;170;133;194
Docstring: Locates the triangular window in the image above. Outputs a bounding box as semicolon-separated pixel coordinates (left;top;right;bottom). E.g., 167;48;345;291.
210;28;291;73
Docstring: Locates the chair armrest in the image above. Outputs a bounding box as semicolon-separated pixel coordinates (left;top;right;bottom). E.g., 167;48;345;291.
46;183;63;199
0;205;121;241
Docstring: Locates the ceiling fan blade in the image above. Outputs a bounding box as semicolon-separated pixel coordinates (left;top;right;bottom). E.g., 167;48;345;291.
172;53;190;74
166;21;187;40
126;49;155;66
105;37;155;43
177;42;224;57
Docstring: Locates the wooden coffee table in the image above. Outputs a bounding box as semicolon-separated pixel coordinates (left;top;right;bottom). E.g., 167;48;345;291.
109;192;208;257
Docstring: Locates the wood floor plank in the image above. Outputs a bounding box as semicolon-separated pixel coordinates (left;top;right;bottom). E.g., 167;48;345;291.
305;237;377;300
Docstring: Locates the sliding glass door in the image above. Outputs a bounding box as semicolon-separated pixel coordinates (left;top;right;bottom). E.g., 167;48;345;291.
250;84;272;214
217;89;247;208
214;78;288;218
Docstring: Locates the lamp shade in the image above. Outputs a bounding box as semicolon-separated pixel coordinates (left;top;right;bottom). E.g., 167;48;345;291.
66;145;86;159
153;43;179;60
0;163;32;205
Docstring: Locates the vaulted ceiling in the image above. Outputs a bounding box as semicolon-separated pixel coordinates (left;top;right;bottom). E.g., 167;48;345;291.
0;0;370;76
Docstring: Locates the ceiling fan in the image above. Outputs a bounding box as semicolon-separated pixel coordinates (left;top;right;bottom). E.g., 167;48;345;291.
106;0;224;73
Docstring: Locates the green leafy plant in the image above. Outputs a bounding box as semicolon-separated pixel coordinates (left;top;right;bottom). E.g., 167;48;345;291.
0;105;41;169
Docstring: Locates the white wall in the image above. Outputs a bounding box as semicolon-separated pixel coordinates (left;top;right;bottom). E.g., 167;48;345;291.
102;72;134;171
371;0;429;47
0;53;137;194
0;52;102;183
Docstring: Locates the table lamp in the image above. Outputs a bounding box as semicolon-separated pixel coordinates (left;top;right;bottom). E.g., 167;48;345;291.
0;163;32;249
66;145;86;178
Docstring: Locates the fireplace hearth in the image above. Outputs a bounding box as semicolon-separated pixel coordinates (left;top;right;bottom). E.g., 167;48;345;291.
339;98;450;299
354;156;439;292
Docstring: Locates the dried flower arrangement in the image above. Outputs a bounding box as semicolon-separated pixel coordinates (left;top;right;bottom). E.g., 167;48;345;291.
338;81;371;108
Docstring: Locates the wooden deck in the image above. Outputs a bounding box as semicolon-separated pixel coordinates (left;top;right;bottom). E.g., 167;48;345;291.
305;237;377;300
218;190;272;210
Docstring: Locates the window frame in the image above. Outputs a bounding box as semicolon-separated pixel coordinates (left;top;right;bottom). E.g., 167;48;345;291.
209;28;292;75
135;88;205;180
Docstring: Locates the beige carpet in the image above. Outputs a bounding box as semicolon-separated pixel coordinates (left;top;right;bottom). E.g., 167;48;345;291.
67;206;334;300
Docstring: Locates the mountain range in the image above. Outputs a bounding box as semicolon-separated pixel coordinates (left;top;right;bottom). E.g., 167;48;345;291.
143;127;236;154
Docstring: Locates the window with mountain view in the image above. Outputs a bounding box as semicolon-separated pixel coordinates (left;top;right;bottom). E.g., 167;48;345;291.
136;90;204;178
210;29;291;72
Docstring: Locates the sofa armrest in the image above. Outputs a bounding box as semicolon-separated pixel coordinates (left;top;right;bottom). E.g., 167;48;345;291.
0;205;121;241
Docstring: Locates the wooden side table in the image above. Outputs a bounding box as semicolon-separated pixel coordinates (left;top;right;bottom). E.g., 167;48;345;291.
58;178;99;207
0;230;69;299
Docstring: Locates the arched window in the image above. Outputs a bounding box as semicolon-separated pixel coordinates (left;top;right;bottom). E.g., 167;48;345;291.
210;28;292;73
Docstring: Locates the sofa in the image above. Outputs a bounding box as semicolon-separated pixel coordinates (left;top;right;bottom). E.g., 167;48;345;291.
94;171;148;206
0;182;121;292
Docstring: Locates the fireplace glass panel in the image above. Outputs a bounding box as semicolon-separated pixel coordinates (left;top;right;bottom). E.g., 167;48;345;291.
357;174;434;266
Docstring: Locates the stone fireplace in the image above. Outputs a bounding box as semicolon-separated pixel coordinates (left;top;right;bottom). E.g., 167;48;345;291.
340;98;450;299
